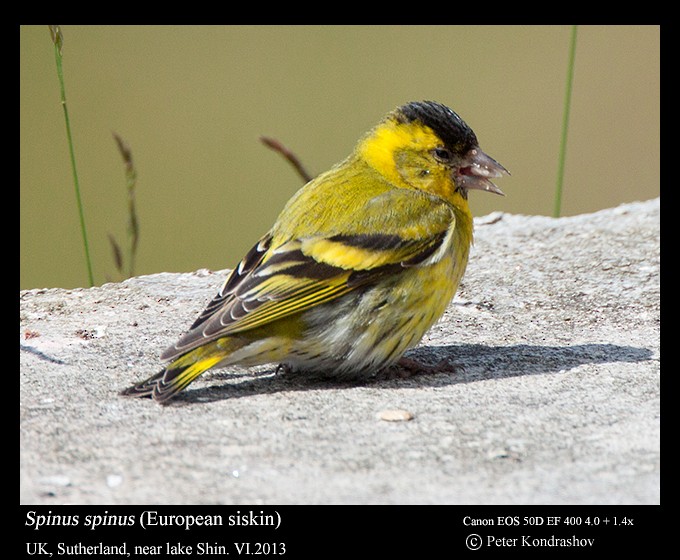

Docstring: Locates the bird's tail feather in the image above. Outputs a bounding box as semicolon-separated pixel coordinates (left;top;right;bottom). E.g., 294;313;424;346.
120;350;225;404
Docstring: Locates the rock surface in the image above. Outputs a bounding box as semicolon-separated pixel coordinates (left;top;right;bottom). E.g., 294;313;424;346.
20;199;660;504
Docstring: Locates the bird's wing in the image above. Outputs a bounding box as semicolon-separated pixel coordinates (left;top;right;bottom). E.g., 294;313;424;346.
160;189;454;362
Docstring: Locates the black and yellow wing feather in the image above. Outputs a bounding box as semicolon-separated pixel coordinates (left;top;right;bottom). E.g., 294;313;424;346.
161;185;455;363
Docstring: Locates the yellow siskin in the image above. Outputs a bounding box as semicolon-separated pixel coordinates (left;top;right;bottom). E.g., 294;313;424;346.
122;100;508;403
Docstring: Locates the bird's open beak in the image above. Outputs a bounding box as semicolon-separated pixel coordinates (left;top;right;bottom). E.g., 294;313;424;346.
456;148;509;196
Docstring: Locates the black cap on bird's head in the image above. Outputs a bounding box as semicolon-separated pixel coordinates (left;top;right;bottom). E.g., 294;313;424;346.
397;100;479;154
395;100;509;196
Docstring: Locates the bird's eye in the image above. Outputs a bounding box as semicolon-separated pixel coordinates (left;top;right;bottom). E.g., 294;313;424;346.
432;147;452;162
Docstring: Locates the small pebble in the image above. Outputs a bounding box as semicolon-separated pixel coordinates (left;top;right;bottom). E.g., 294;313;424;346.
378;409;414;422
40;474;71;487
106;474;123;488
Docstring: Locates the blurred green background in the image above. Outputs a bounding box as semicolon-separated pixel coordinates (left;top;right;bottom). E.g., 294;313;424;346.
20;25;659;290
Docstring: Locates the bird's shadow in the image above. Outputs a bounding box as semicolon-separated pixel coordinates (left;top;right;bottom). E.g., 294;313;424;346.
171;343;654;405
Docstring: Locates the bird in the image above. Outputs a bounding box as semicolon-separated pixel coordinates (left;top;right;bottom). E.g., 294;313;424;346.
121;100;508;403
